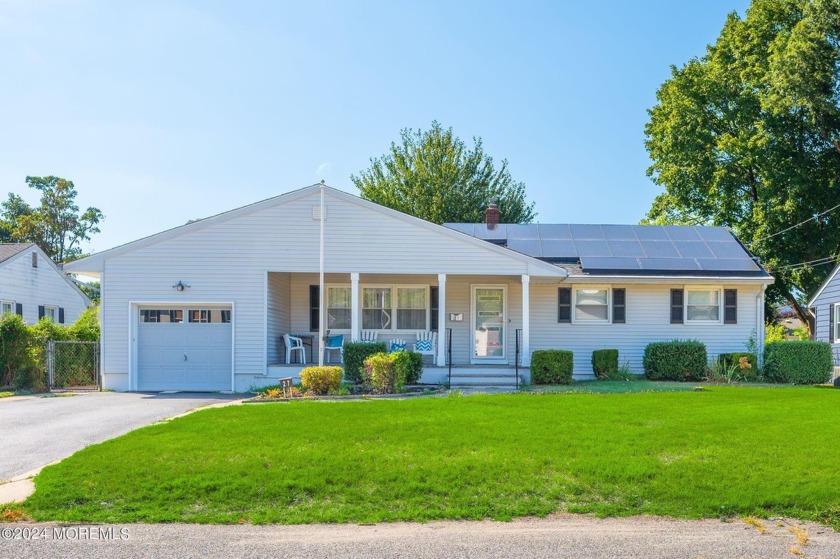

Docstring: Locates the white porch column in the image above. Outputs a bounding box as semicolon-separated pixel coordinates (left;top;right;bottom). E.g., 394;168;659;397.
521;274;530;367
350;272;360;342
437;273;447;366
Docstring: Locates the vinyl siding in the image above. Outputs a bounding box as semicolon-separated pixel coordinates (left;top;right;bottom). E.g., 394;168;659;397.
531;283;762;377
0;248;89;325
266;272;291;363
811;269;840;345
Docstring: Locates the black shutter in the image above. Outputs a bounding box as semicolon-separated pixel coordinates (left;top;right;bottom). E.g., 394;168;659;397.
38;305;45;319
831;304;836;343
58;307;65;324
309;285;319;332
15;303;22;316
612;288;626;323
723;289;737;324
558;287;572;323
430;286;439;331
670;289;684;324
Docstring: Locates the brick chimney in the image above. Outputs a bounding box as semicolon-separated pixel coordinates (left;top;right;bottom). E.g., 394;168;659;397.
485;197;500;230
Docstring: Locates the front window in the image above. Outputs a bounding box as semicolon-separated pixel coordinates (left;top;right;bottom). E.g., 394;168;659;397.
327;287;351;329
686;289;720;322
397;287;427;330
44;305;57;321
834;306;840;343
574;289;609;322
1;301;13;315
363;287;392;329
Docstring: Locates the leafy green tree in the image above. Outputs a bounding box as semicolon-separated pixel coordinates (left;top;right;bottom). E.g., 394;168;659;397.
352;121;536;224
3;176;104;262
644;0;840;331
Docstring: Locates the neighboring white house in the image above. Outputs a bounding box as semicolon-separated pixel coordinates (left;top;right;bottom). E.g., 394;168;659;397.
64;184;773;392
0;243;91;325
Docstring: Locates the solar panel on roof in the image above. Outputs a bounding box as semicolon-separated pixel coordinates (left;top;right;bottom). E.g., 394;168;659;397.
536;224;572;239
607;240;646;257
638;258;701;271
539;239;578;258
474;224;507;240
697;227;734;242
445;223;475;235
569;224;604;239
640;240;680;258
706;241;747;258
505;239;542;257
506;225;540;239
664;227;702;241
575;240;611;256
580;256;641;271
696;258;760;271
601;225;637;240
633;226;669;240
674;241;714;258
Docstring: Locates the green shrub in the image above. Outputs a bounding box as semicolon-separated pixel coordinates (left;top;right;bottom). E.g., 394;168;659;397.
0;314;37;388
604;361;638;381
70;305;100;342
300;366;343;394
718;352;759;381
343;342;387;383
765;323;787;343
531;350;574;385
763;341;833;385
591;349;619;379
363;352;406;394
643;340;707;381
394;350;423;384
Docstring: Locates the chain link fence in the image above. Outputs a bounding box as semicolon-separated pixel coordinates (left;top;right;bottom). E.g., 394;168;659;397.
47;340;100;391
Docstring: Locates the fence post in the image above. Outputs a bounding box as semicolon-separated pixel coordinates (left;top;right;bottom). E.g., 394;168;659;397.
47;340;54;390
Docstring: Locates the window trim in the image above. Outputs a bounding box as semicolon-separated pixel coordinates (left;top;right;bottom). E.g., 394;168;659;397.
395;285;430;331
684;287;723;324
571;286;612;324
325;285;352;330
43;305;58;321
834;304;840;345
0;300;14;315
326;283;433;333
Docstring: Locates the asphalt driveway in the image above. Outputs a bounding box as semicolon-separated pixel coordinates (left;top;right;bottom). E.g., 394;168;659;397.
0;392;241;482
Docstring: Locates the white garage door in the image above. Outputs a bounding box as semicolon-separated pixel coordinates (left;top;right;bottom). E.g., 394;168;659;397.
137;306;232;392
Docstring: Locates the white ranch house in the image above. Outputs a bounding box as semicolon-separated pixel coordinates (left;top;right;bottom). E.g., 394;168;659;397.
64;184;773;392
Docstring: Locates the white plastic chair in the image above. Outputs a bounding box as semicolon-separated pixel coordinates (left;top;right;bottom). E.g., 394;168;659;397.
360;330;378;343
413;331;437;357
283;334;306;364
323;334;344;364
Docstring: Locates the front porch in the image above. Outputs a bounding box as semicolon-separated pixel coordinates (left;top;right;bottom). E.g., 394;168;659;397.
265;271;540;382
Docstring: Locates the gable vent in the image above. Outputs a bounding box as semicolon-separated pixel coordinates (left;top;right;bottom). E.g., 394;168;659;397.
312;205;327;221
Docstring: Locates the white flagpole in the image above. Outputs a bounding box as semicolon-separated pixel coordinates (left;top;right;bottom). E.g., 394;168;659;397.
318;181;325;366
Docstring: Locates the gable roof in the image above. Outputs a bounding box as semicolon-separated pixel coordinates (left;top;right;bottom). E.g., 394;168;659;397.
64;184;567;278
807;261;840;307
0;243;35;264
444;223;771;278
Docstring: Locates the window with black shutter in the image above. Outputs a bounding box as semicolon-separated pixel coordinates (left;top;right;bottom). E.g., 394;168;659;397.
832;304;836;343
38;305;45;319
309;285;319;332
723;289;737;324
612;288;626;323
430;286;439;331
558;287;572;323
670;289;684;324
58;307;65;324
15;303;22;316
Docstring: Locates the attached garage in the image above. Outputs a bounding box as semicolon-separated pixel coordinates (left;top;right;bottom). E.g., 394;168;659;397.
136;306;232;391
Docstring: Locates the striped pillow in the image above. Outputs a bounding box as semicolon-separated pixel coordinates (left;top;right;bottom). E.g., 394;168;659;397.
416;339;432;352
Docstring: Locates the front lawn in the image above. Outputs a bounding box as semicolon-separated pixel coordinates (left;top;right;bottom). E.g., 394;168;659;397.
23;386;840;527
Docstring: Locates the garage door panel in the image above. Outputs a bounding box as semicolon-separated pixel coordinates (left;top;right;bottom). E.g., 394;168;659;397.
137;307;232;392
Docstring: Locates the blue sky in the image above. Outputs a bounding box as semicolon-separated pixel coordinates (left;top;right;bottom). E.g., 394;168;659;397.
0;0;750;252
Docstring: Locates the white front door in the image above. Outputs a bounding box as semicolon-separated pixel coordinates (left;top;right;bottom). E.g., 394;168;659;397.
471;286;506;363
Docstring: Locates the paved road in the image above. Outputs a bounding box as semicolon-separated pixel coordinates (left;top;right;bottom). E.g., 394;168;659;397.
1;516;837;559
0;392;241;481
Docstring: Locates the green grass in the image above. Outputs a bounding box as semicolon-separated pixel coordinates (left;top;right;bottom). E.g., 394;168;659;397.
23;387;840;527
521;380;701;394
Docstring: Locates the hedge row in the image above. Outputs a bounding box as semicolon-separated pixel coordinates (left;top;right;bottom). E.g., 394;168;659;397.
763;341;833;385
0;308;100;391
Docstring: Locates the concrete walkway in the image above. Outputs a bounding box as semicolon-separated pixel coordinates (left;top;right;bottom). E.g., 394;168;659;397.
0;392;241;503
0;516;836;558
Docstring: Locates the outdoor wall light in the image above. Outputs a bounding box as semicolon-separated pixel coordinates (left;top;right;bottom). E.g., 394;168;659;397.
173;281;190;292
